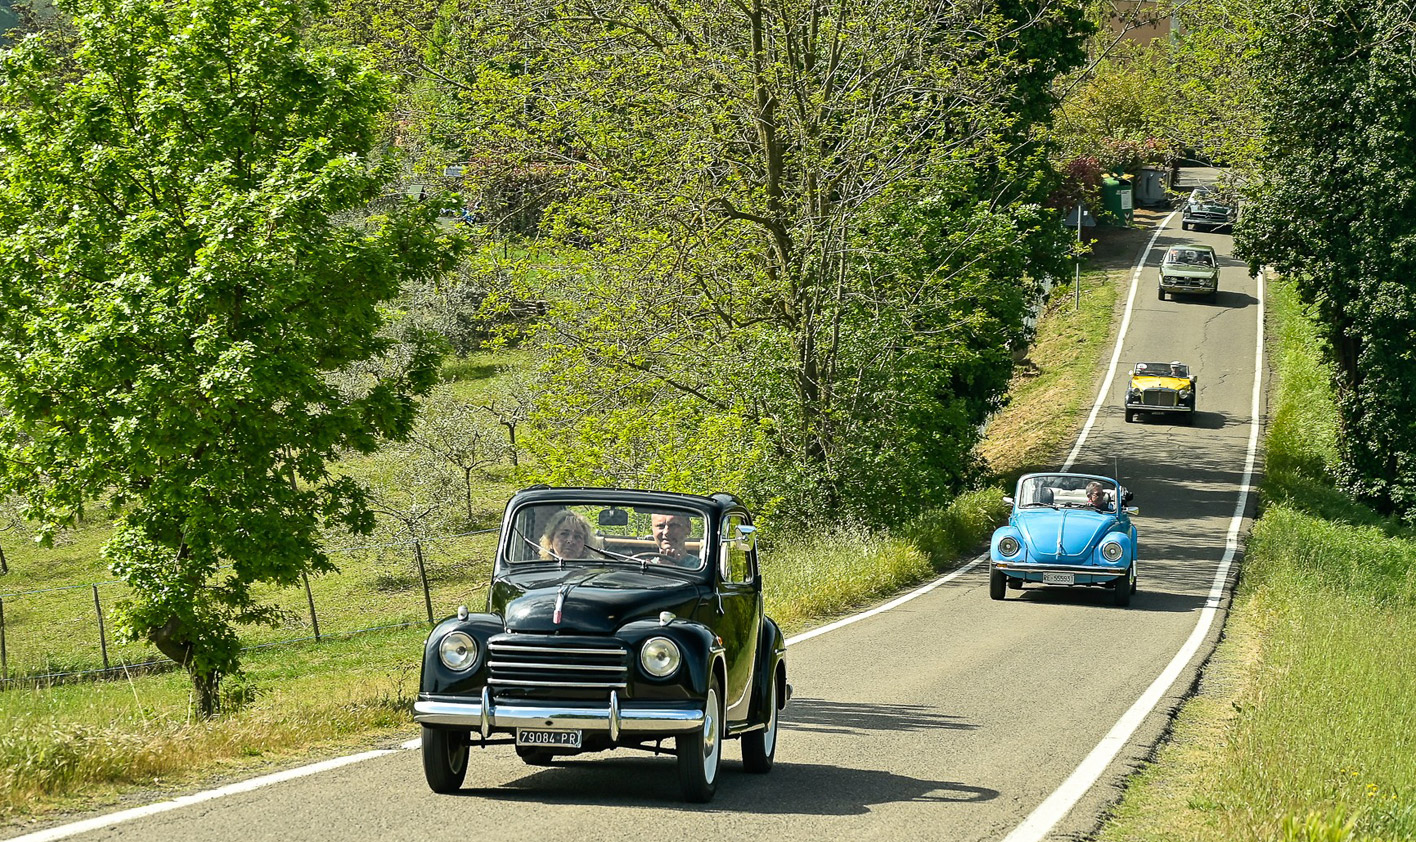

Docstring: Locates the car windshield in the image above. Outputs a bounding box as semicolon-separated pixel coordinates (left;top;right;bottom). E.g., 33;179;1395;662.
1017;475;1119;512
504;501;708;571
1134;362;1188;377
1164;248;1215;267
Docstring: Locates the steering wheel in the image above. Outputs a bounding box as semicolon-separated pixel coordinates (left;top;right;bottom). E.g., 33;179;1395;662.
631;551;679;565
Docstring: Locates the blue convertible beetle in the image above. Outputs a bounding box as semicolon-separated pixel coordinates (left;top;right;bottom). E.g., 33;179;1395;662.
989;472;1139;606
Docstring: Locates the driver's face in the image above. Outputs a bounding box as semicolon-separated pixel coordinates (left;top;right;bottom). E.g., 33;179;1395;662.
651;514;691;558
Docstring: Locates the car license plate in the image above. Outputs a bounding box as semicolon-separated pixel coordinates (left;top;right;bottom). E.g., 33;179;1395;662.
517;729;582;749
1042;572;1075;585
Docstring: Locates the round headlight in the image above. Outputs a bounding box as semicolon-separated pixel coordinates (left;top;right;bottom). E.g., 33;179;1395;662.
1101;541;1124;562
438;631;479;671
998;536;1021;557
640;636;682;678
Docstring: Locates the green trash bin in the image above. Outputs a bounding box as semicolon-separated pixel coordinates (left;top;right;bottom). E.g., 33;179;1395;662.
1101;175;1134;226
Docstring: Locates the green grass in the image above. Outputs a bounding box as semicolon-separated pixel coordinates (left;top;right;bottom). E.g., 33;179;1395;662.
980;268;1122;484
1097;276;1416;842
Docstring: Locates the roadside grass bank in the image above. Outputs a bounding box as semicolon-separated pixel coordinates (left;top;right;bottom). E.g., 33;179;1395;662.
0;261;1132;824
980;267;1122;484
1098;276;1416;842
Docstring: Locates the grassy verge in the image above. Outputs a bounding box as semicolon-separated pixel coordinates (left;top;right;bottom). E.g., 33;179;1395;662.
980;267;1122;484
1097;277;1416;842
0;255;1136;824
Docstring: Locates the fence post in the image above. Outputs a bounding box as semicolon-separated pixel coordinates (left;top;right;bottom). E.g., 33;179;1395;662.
302;572;321;642
91;585;110;671
414;540;434;624
1;595;8;682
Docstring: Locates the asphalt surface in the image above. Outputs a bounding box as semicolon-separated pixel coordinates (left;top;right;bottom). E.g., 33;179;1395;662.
5;171;1262;842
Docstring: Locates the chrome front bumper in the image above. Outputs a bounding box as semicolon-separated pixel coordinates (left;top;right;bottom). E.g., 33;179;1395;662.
1159;277;1218;292
994;561;1126;578
414;687;703;741
1126;401;1192;413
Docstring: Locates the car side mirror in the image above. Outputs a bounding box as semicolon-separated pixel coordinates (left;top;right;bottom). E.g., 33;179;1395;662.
1002;496;1014;506
597;507;628;527
720;523;757;550
1125;506;1139;515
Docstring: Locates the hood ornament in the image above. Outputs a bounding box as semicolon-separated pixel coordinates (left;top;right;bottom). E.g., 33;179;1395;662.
553;584;570;625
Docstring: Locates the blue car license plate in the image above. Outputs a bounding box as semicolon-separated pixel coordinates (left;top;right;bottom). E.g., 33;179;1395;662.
517;729;582;749
1042;571;1075;585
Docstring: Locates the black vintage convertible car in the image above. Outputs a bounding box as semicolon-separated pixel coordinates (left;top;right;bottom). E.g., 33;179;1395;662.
414;486;789;802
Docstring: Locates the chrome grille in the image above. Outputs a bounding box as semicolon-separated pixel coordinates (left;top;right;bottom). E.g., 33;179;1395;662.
1142;389;1178;407
488;639;629;689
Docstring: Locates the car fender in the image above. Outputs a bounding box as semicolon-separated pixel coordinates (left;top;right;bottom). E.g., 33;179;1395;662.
617;619;724;697
1092;530;1135;567
748;617;787;727
419;613;505;696
991;524;1025;562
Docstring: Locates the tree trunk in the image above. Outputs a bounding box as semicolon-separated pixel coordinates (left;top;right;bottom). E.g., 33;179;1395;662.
463;467;474;521
0;543;7;575
150;616;222;717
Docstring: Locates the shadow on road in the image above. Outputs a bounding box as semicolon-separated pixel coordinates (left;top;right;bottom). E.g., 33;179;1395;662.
780;697;977;735
454;759;998;814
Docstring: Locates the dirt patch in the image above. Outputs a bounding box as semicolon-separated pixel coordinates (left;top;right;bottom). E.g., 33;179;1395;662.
1084;205;1170;271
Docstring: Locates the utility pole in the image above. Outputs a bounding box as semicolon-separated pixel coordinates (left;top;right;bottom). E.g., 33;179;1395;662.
1076;202;1083;311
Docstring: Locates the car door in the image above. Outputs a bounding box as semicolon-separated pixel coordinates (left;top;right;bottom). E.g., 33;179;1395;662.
716;512;760;724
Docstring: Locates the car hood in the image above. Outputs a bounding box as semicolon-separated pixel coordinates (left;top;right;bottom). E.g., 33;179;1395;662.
1131;375;1191;389
496;567;707;634
1016;510;1116;563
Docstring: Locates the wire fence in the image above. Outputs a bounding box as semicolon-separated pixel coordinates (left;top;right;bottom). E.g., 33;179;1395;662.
0;528;501;690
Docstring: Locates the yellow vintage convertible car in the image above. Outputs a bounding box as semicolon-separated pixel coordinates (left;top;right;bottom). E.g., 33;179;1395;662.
1124;361;1196;423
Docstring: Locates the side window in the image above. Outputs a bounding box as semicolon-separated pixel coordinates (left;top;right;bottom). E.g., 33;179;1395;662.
722;515;753;583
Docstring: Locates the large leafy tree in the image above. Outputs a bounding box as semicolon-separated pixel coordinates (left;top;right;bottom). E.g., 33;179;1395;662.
0;0;460;713
384;0;1089;523
1236;0;1416;524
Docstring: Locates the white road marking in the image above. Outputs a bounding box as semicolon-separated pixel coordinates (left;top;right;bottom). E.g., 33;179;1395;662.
784;556;987;647
1001;260;1266;842
1062;212;1179;472
6;750;399;842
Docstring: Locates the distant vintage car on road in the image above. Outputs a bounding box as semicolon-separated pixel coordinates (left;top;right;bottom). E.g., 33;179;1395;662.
414;486;788;803
1125;360;1197;424
1158;243;1220;301
1181;186;1237;231
990;473;1139;606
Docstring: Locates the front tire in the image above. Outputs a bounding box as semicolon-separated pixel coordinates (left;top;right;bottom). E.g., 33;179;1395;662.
990;568;1007;600
1125;408;1135;423
678;675;724;802
1157;287;1166;301
1112;566;1135;607
742;669;779;773
422;726;469;794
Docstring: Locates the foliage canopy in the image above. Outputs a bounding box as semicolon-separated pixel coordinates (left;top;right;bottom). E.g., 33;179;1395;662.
0;0;460;712
372;0;1091;524
1236;0;1416;525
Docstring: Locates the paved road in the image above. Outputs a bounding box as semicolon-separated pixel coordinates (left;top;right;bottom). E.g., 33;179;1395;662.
5;181;1262;842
